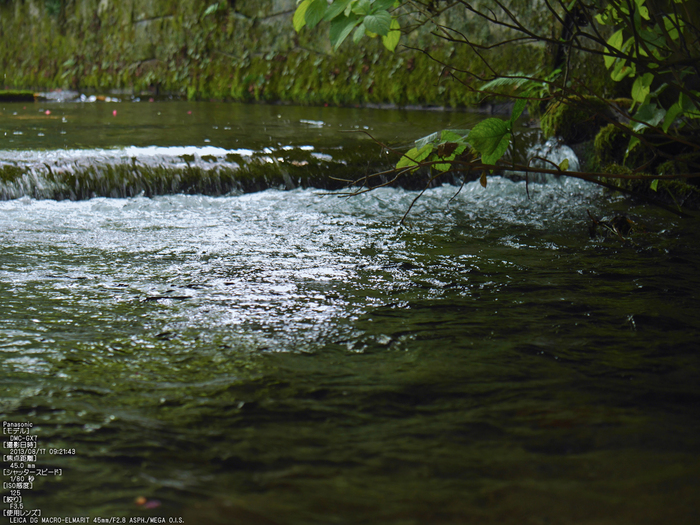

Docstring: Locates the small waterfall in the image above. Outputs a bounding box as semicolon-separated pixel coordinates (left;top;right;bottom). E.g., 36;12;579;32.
524;137;580;182
0;145;390;200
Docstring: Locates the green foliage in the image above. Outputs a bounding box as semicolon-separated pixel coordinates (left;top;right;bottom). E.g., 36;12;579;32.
395;98;526;175
294;0;401;51
295;0;699;213
467;98;525;167
479;68;561;117
598;0;700;175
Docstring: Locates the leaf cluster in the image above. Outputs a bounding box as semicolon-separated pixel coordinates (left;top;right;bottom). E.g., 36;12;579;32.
396;97;528;181
294;0;401;51
598;0;700;172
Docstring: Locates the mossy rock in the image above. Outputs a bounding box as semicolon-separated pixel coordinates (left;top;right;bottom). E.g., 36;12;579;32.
541;97;630;144
594;123;629;165
656;152;700;180
601;164;700;211
0;90;35;102
594;123;698;179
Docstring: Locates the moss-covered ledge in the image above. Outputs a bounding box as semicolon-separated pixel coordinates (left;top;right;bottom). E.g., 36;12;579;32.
0;90;36;102
0;0;606;107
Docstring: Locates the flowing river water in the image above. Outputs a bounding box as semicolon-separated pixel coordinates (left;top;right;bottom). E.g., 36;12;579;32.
1;101;699;524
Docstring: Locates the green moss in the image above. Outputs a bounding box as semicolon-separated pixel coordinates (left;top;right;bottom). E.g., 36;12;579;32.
656;152;700;178
541;96;614;143
0;0;549;108
594;123;628;166
600;164;700;211
0;90;35;102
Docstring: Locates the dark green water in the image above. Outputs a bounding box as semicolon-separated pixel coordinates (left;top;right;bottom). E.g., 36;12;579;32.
1;102;699;524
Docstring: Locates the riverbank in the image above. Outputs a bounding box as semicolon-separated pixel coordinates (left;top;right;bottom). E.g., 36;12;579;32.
0;0;609;107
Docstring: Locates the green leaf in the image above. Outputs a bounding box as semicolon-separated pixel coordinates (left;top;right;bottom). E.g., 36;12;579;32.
481;133;511;166
510;98;527;124
363;10;391;35
611;59;635;82
414;129;469;150
293;0;312;31
468;118;511;163
605;29;624;69
680;92;700;118
381;17;401;52
305;0;328;29
662;101;683;132
352;0;371;16
638;5;650;20
664;13;685;40
412;144;434;162
650;179;659;191
353;23;366;43
323;0;353;21
631;103;666;132
433;157;453;172
396;150;418;170
559;158;569;170
440;130;465;143
330;14;361;49
631;72;654;104
446;129;470;139
638;28;665;57
624;135;640;162
396;144;434;171
479;75;529;92
373;0;397;10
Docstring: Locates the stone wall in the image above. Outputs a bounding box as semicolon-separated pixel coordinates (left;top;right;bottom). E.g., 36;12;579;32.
0;0;611;106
